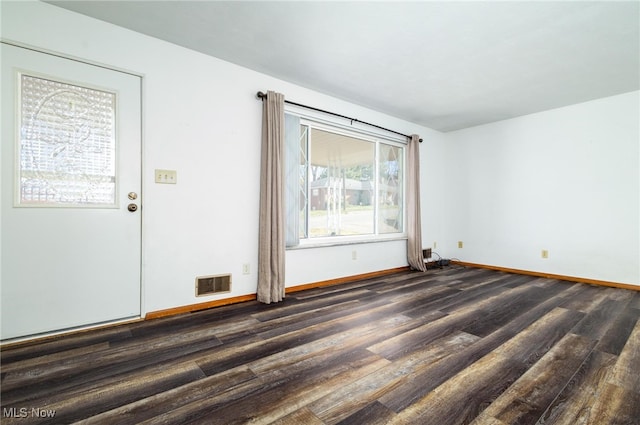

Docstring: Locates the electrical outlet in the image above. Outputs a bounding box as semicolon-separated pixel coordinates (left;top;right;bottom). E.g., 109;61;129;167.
433;241;437;249
352;250;357;260
155;169;177;184
242;263;250;274
541;250;549;259
458;241;463;249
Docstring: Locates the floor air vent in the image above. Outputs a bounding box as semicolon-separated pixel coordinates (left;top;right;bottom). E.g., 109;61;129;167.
196;274;231;296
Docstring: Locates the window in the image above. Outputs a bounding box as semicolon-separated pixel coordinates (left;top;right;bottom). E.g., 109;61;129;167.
285;114;405;246
18;74;117;207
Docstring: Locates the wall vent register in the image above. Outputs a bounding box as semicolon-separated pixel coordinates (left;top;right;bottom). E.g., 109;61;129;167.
196;274;231;296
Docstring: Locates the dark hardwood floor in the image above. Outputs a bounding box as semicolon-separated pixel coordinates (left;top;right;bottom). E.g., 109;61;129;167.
1;266;639;424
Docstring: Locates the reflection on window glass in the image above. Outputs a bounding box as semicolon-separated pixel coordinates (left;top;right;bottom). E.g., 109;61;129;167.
299;125;309;239
378;143;403;233
308;128;375;237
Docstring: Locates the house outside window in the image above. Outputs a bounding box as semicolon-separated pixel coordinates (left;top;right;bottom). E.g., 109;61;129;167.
285;113;406;247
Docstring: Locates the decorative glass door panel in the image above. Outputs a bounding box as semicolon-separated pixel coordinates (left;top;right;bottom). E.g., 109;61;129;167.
19;74;117;206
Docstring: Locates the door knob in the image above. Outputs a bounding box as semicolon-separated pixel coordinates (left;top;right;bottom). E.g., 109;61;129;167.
128;192;138;200
127;203;138;212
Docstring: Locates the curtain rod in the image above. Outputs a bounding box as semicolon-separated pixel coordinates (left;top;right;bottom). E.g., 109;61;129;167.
256;91;422;143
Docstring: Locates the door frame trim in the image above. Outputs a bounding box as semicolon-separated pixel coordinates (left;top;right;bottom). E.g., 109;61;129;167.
1;39;144;78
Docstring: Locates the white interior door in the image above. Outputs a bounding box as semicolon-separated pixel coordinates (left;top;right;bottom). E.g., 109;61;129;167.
1;43;142;340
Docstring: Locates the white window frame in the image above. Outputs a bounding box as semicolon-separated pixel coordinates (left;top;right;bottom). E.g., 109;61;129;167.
286;106;408;248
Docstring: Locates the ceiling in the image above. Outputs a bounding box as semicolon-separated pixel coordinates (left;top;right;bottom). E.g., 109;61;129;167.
47;1;639;132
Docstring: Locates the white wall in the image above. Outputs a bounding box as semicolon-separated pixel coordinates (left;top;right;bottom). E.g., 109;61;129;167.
443;91;640;285
3;2;636;321
1;1;442;313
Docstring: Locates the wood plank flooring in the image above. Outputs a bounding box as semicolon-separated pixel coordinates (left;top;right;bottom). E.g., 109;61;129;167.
1;266;639;424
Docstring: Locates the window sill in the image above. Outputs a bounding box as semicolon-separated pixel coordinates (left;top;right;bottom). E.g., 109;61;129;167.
286;234;407;250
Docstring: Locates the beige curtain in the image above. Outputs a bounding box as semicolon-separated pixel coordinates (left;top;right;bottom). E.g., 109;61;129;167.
258;91;286;303
407;134;426;271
